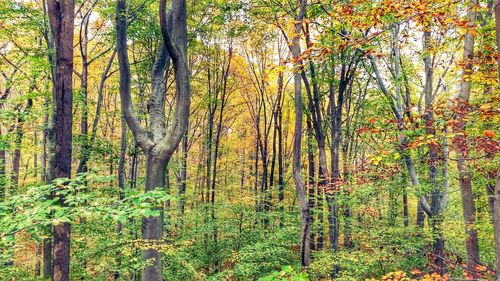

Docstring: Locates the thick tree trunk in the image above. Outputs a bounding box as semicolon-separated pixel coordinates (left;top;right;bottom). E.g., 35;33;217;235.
47;1;75;280
141;156;167;281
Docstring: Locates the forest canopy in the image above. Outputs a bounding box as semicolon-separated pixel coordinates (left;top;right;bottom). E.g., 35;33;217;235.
0;0;499;280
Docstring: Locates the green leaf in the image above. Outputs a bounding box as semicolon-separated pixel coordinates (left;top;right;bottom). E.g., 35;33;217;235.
2;234;14;242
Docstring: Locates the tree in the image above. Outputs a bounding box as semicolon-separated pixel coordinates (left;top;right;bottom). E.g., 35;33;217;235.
116;0;190;279
1;0;500;280
452;0;480;276
289;0;310;267
46;0;75;280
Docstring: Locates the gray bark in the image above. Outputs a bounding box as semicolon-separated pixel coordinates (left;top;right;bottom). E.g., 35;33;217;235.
47;0;75;279
453;0;481;274
290;0;310;267
117;0;190;279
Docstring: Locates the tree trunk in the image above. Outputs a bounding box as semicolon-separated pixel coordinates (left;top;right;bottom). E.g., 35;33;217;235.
205;106;214;205
327;78;339;261
277;79;285;228
11;98;33;191
453;1;480;275
78;49;116;173
35;242;41;276
42;238;52;278
77;10;90;174
117;1;190;280
494;166;500;281
141;156;167;281
316;168;324;249
114;115;127;281
488;173;495;223
307;120;316;251
402;171;409;228
178;131;188;218
254;138;259;212
47;1;75;280
422;27;446;272
41;2;55;277
290;0;310;267
34;130;38;179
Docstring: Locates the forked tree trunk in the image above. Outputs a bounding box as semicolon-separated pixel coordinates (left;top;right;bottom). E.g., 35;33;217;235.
117;0;190;280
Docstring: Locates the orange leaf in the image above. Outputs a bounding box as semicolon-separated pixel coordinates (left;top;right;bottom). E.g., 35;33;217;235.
484;130;495;138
